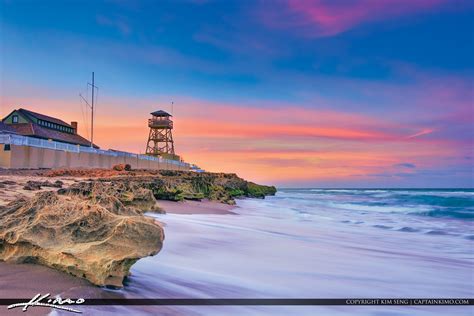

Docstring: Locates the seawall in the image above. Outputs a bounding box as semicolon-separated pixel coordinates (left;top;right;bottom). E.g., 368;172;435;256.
0;134;190;171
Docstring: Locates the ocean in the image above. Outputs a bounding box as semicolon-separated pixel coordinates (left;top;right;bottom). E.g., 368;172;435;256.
70;189;474;316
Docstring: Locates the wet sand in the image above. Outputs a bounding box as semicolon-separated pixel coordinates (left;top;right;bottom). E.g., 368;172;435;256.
0;199;235;315
0;172;236;315
158;199;237;215
0;262;124;315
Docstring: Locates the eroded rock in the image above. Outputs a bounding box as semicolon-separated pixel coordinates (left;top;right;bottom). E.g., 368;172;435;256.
58;180;162;213
23;180;63;191
0;189;164;288
0;170;275;288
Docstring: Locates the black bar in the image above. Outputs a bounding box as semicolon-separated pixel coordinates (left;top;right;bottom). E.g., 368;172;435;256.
1;298;473;306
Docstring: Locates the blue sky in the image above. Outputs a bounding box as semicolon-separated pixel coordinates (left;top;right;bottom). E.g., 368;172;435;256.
1;0;473;187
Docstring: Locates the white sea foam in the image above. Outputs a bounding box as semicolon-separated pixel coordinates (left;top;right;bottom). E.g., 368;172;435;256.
73;189;473;316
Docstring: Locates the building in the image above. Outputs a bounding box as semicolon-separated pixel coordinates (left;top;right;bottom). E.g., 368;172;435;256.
0;107;190;171
1;108;96;148
0;121;17;135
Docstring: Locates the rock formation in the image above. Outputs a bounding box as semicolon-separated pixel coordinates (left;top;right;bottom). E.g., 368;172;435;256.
0;170;275;287
58;171;276;205
0;186;164;288
131;170;276;205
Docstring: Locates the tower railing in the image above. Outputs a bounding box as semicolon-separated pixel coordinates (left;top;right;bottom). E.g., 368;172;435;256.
148;118;173;128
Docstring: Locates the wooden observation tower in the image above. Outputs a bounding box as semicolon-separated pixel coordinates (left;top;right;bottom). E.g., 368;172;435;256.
145;110;175;157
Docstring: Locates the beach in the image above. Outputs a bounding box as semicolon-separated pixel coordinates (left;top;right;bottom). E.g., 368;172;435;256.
0;169;276;315
157;200;237;215
0;173;472;315
2;1;473;314
0;197;238;316
0;196;237;299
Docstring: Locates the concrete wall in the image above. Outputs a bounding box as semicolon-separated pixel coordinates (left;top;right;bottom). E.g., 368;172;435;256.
0;144;189;171
0;144;11;168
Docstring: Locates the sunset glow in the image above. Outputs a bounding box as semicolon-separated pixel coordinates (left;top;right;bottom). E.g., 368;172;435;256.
1;0;473;187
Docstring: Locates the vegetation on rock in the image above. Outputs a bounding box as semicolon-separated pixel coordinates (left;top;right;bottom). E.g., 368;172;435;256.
149;171;276;204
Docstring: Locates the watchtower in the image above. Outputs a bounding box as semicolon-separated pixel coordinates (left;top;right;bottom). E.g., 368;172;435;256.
145;110;175;156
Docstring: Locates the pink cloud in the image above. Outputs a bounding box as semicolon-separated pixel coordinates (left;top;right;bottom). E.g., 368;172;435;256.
407;128;435;139
260;0;451;37
2;72;471;184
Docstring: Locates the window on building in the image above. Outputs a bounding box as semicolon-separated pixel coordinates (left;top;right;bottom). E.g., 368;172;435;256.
12;115;18;124
4;144;11;151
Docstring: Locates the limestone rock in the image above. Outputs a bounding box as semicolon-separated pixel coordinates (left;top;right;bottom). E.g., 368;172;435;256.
23;180;63;191
0;190;164;288
58;180;163;213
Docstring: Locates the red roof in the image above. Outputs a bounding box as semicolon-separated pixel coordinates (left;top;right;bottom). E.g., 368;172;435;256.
8;123;96;147
18;108;73;127
0;122;17;134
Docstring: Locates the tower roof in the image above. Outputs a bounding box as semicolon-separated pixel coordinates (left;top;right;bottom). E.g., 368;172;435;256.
151;110;172;117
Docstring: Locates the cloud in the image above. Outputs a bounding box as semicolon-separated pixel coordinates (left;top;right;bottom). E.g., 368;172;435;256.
2;69;471;186
3;90;462;184
407;128;434;139
394;163;416;168
96;14;131;36
259;0;453;37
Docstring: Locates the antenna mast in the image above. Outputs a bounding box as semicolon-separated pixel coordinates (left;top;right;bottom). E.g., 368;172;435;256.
91;72;94;147
87;72;98;148
79;72;99;148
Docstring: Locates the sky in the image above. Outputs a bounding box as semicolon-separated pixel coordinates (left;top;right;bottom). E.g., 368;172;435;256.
0;0;473;187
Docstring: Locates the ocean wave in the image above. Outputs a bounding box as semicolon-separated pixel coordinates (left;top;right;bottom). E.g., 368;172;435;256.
409;208;474;220
373;224;393;230
398;226;421;232
326;201;429;214
425;230;449;236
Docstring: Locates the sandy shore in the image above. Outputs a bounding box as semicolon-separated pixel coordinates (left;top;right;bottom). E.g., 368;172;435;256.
0;201;235;315
0;171;238;315
158;199;237;215
0;262;124;315
0;198;236;314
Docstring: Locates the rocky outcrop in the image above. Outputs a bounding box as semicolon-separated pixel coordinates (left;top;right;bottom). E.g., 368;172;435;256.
58;180;163;213
0;186;164;288
0;170;274;288
23;180;63;191
142;170;276;205
58;171;276;205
